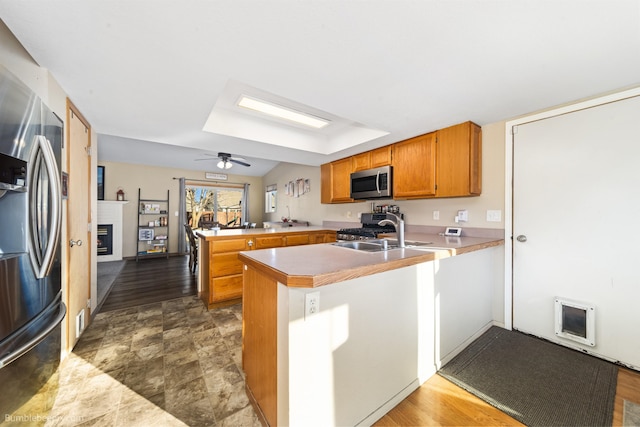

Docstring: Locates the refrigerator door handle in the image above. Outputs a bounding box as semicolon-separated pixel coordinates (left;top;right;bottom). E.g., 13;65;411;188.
0;300;66;369
27;135;62;279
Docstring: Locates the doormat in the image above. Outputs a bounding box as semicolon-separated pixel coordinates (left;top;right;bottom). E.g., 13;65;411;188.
438;326;617;426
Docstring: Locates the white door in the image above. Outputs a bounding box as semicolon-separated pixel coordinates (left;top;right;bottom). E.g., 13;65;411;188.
512;94;640;368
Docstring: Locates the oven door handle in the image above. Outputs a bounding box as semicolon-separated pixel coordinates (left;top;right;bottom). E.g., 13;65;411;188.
376;170;381;194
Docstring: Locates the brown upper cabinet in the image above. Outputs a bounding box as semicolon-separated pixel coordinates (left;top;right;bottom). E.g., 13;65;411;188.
352;146;392;172
321;157;354;203
435;121;482;197
320;121;481;203
392;132;437;199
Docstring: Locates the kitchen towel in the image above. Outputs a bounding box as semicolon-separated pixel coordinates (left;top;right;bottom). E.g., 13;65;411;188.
438;326;617;426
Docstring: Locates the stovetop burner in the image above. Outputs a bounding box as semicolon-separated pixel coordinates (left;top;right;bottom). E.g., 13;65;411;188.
336;213;399;241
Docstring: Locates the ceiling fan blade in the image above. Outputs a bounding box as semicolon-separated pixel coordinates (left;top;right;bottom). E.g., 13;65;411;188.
229;158;251;167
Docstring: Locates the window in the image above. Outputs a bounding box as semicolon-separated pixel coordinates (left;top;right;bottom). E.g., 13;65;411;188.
186;182;246;229
265;184;277;213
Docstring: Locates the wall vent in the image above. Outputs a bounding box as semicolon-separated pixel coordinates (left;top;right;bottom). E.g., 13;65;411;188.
554;297;595;346
76;309;85;338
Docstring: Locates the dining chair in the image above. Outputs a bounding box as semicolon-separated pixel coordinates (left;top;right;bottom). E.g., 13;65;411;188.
184;223;198;274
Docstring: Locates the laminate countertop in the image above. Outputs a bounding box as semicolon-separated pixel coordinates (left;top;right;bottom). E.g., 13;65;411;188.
195;226;335;241
238;233;504;288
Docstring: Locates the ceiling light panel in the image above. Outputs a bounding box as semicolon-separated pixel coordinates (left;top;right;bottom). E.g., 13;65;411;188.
237;96;330;129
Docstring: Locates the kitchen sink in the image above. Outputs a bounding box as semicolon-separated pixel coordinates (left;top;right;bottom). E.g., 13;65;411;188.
332;239;440;252
332;240;398;252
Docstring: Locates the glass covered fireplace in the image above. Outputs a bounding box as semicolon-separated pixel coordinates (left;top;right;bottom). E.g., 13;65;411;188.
97;224;113;256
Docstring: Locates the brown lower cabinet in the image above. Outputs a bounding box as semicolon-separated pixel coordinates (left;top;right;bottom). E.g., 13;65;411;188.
198;230;335;309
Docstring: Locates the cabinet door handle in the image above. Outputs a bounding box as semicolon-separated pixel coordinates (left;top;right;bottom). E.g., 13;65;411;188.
70;239;83;247
248;240;254;247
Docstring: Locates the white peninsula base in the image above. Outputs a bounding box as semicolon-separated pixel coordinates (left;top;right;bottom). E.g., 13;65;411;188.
243;244;503;427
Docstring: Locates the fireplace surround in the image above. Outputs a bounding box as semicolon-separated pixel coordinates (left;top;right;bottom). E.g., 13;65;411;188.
97;200;128;262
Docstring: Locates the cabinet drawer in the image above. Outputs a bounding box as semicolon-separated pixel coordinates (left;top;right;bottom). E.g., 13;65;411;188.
211;239;247;253
255;236;285;249
285;234;310;246
211;274;243;302
212;252;243;276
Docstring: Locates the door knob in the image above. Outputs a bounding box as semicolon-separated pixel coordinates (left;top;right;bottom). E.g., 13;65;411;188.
516;235;527;242
70;239;83;247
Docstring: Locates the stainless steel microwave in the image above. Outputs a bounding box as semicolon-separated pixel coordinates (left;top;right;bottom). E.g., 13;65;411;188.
350;165;393;200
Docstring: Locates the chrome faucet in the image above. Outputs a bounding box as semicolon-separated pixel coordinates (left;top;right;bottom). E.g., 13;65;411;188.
378;212;405;248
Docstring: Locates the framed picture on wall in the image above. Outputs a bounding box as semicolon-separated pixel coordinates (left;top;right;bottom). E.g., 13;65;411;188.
97;166;105;200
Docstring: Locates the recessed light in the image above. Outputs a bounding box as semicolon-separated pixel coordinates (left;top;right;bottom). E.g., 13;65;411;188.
237;95;330;129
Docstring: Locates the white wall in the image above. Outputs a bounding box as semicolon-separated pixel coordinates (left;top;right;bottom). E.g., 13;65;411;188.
280;266;427;426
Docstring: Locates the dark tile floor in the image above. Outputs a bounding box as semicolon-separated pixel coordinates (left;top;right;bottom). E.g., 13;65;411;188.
9;296;260;426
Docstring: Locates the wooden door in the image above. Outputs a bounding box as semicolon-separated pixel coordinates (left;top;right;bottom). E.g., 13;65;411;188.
66;100;92;350
512;94;640;368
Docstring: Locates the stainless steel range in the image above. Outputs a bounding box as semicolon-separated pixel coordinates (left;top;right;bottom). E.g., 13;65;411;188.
337;213;401;240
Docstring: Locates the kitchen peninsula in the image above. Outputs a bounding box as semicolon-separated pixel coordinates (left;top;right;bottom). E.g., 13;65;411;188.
239;235;504;426
195;227;336;309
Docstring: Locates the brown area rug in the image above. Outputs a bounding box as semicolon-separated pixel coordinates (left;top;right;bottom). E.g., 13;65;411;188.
438;326;617;426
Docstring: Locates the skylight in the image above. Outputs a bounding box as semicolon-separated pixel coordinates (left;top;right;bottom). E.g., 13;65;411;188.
237;96;330;129
202;80;389;155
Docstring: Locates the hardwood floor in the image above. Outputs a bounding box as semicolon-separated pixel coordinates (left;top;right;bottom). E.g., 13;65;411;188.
613;368;640;426
99;255;196;312
374;366;640;426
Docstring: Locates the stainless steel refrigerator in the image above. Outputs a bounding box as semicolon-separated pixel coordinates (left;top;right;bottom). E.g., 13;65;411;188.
0;65;66;416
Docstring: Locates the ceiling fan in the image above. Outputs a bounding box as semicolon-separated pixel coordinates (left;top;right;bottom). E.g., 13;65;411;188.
196;152;251;169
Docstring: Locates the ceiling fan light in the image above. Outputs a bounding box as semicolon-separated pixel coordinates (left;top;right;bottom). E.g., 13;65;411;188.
217;160;232;169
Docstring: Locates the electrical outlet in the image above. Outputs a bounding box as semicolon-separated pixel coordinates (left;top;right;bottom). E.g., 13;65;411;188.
433;210;440;220
305;291;320;319
456;209;469;222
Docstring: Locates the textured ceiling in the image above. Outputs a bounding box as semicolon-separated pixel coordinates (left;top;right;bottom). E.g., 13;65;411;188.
1;1;639;176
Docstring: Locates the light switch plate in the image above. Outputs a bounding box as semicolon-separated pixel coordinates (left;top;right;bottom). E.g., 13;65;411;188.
486;210;502;222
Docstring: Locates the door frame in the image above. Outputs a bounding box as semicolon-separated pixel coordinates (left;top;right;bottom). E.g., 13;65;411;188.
503;86;640;331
